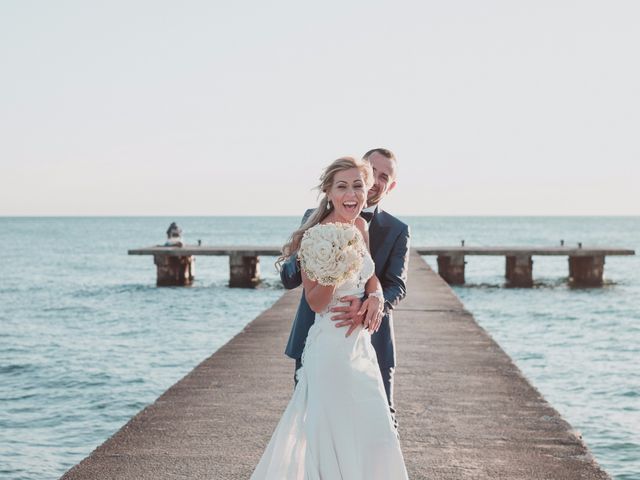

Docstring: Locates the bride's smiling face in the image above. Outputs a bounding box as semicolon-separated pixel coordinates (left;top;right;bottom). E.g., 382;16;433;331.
327;168;367;222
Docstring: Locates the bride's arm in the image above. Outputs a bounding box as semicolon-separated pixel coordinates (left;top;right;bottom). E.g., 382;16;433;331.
302;269;336;313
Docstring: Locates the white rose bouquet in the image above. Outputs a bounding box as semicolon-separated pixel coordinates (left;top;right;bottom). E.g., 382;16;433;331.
298;223;366;287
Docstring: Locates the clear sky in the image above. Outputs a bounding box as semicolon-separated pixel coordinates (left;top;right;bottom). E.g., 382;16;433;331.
1;1;638;216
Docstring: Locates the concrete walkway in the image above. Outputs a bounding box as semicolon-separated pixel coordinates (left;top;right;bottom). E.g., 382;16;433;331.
61;252;609;479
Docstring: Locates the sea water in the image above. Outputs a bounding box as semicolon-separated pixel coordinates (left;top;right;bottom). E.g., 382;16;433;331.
0;216;638;479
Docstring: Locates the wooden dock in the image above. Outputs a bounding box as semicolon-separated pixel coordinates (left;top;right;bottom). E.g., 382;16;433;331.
62;252;610;479
129;245;635;288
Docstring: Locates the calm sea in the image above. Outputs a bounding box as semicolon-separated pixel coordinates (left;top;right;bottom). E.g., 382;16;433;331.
0;216;638;479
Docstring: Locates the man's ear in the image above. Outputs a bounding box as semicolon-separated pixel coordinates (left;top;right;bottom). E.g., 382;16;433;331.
387;180;397;194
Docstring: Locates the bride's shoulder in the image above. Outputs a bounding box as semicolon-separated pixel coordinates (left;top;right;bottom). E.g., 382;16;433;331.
354;216;367;230
354;217;368;235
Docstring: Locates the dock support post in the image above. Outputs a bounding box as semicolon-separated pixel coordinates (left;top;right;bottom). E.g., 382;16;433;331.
569;255;604;286
436;254;465;285
229;253;260;288
505;255;533;287
154;255;195;286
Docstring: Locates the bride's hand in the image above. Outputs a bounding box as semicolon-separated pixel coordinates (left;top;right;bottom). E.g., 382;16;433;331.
358;294;384;332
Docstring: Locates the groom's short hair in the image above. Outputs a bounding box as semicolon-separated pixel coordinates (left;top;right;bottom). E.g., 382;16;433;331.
363;148;396;163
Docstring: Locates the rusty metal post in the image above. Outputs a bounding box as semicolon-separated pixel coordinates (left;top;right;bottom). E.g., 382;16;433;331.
505;255;533;287
229;253;260;288
154;255;195;286
569;255;604;286
436;254;465;285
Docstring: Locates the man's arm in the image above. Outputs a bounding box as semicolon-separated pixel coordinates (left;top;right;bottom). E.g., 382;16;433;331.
280;254;302;290
279;209;314;290
381;224;411;313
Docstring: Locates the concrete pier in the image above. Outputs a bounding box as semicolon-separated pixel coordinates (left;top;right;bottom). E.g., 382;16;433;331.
131;245;633;289
128;246;281;288
419;246;634;287
65;251;610;479
154;254;195;286
505;254;533;287
436;253;465;285
229;252;260;288
569;255;605;287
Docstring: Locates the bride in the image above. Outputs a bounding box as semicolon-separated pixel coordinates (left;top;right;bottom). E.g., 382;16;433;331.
250;157;408;479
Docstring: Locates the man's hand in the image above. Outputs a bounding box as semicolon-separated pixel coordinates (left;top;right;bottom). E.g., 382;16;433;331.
330;295;363;337
358;295;384;333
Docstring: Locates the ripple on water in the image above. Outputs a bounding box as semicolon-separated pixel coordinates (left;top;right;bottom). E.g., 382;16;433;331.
0;364;36;376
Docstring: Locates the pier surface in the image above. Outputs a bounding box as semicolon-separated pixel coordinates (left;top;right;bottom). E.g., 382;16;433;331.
61;252;609;479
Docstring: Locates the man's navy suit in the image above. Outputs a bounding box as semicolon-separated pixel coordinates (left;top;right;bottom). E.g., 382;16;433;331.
280;207;410;418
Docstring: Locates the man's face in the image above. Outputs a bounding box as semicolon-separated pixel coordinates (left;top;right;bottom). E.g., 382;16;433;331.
366;152;397;207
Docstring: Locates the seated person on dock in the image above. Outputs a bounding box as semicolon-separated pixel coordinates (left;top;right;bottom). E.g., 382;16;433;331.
163;222;184;247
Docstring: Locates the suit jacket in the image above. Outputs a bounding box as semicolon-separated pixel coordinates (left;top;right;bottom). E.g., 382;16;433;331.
280;207;411;368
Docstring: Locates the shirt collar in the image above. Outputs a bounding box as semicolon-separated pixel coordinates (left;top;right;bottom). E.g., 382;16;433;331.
363;204;377;213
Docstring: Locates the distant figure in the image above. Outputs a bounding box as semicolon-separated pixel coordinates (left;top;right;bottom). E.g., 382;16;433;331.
164;222;184;247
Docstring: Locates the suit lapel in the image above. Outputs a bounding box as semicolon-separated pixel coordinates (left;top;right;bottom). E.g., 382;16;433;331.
368;207;391;274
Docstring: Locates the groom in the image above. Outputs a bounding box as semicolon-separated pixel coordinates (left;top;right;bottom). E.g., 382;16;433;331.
280;148;411;427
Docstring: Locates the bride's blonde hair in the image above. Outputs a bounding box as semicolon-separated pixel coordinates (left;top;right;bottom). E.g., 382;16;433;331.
276;156;373;270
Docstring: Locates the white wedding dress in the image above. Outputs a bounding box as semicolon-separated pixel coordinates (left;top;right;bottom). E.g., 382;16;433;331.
250;251;409;479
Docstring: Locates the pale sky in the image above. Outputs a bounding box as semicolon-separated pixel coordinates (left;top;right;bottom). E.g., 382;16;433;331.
1;1;638;216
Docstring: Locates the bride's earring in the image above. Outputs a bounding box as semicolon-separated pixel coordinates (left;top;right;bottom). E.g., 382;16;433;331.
327;199;332;210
